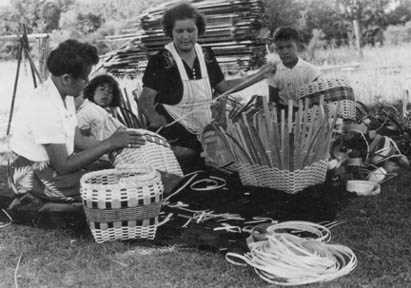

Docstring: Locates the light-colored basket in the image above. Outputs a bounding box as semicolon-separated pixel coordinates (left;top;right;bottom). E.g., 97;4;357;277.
113;129;183;176
297;78;356;120
238;160;328;194
80;166;163;243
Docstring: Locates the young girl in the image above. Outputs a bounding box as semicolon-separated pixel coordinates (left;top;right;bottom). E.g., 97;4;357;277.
83;74;122;109
75;75;125;150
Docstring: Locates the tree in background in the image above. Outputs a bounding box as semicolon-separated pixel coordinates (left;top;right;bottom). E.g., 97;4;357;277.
386;0;411;25
336;0;393;46
300;0;350;46
263;0;303;36
1;0;411;60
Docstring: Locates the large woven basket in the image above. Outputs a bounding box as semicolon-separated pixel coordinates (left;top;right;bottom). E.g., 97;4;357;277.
297;78;356;120
238;160;328;194
80;166;163;243
113;129;183;176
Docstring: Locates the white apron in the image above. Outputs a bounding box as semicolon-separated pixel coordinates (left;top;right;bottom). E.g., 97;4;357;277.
163;42;213;135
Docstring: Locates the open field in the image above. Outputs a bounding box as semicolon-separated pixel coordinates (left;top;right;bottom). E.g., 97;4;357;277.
1;44;411;287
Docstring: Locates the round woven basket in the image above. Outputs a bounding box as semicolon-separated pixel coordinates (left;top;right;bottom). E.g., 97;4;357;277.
238;160;328;194
80;166;163;243
113;129;183;176
297;78;356;120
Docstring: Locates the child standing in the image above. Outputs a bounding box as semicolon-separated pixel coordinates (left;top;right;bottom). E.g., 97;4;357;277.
267;27;321;105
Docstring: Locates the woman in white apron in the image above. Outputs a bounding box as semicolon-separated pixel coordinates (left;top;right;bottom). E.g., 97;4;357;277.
139;3;266;171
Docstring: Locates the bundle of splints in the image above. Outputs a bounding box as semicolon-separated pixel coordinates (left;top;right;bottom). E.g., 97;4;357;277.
215;96;338;193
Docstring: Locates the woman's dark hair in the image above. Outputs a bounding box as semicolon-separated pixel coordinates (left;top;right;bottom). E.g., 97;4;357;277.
273;26;300;43
47;39;99;79
162;2;206;38
83;74;122;107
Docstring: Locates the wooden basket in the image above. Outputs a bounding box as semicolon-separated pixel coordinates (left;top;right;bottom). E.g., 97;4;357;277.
113;129;183;176
238;160;328;194
297;78;356;120
80;166;163;243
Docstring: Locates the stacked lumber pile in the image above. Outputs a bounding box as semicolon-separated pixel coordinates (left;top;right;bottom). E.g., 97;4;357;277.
102;0;266;77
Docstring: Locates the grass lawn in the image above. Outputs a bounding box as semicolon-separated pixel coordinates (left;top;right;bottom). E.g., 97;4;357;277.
1;167;411;288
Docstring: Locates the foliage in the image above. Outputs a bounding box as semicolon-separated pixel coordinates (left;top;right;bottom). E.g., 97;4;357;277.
384;21;411;45
263;0;303;36
300;0;350;46
0;0;165;58
385;0;411;25
1;0;411;59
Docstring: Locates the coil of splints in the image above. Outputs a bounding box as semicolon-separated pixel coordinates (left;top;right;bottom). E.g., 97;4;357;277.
225;221;357;286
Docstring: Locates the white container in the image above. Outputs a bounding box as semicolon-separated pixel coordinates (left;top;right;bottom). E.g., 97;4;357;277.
368;167;387;183
346;180;381;196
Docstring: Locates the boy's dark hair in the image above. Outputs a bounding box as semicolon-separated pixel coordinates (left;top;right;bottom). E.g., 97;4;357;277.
47;39;99;79
162;2;206;38
273;26;300;43
83;74;122;107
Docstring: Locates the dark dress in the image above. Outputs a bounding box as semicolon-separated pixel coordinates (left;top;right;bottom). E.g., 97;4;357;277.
142;47;224;153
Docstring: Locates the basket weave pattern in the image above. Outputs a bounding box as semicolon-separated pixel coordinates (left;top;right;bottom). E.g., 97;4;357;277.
328;99;356;120
80;167;163;243
297;78;356;120
113;129;183;176
238;160;328;194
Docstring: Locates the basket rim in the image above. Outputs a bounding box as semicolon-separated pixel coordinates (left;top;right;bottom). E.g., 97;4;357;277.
80;166;158;186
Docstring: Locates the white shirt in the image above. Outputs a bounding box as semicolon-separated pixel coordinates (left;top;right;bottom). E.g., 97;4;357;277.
10;78;77;162
76;99;123;141
267;58;321;102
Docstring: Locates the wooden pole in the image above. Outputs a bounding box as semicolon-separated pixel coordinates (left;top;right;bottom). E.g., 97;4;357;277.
353;19;363;58
6;44;23;135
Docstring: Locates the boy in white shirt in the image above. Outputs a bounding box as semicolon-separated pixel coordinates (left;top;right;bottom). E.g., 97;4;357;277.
267;27;321;106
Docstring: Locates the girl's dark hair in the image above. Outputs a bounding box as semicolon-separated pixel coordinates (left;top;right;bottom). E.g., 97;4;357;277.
273;26;300;43
47;39;99;79
83;74;122;107
162;2;206;38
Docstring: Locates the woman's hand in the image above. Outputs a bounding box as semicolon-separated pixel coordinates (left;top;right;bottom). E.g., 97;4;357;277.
106;128;146;150
138;87;168;129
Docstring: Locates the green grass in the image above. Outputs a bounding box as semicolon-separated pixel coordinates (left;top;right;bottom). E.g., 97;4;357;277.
1;170;411;288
